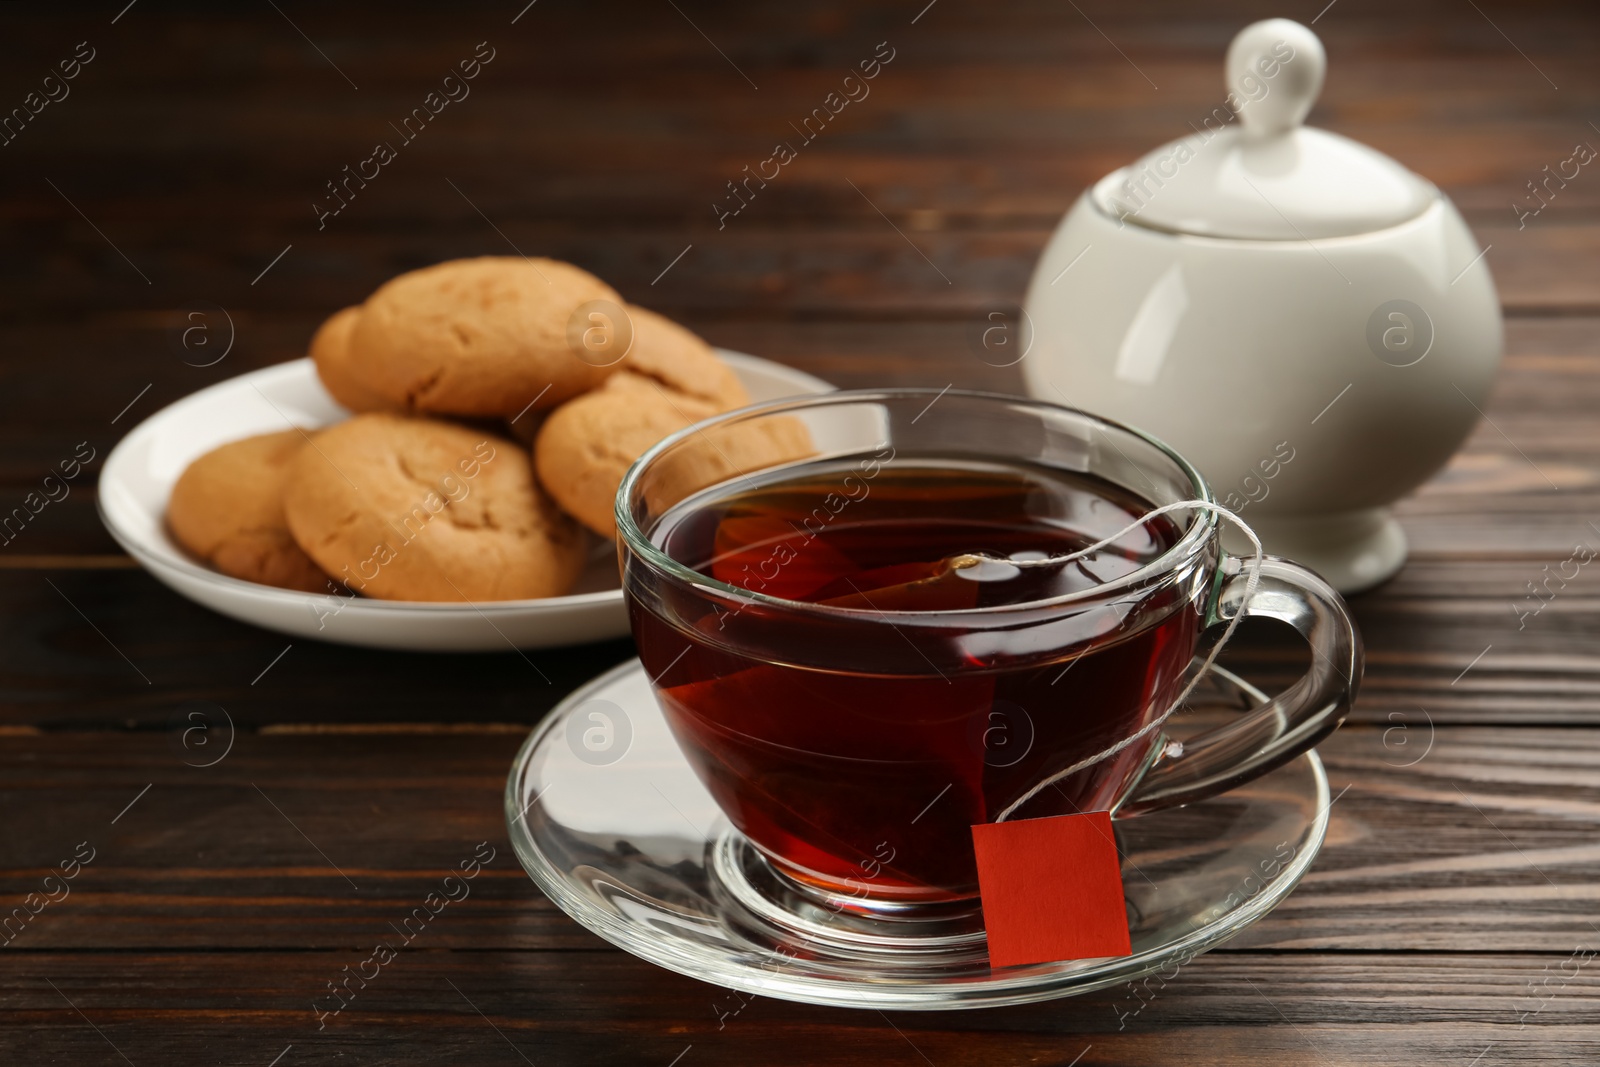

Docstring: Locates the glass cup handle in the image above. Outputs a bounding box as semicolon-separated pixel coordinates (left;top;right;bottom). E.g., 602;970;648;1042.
1117;555;1364;818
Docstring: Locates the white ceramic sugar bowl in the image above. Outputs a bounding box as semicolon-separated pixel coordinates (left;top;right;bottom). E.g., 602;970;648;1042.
1022;18;1501;592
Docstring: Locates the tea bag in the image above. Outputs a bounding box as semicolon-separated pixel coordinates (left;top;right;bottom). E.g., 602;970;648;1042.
990;498;1264;821
709;513;858;602
813;546;1139;611
813;558;980;611
809;498;1266;824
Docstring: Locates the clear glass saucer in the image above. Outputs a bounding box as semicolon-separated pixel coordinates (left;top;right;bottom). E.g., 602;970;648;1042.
504;658;1329;1010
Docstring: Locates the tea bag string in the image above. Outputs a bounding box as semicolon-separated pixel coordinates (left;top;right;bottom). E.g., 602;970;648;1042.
993;500;1263;824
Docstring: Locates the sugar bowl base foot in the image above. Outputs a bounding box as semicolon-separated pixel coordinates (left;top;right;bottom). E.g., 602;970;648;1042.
1226;506;1407;594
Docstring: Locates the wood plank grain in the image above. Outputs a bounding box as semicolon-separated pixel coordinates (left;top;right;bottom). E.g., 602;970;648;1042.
3;0;1598;1058
0;566;636;727
0;491;122;555
0;950;1592;1066
0;726;1595;953
0;314;1595;498
8;554;1600;726
4;18;1598;318
0;309;1593;726
2;4;1596;226
6;220;1596;327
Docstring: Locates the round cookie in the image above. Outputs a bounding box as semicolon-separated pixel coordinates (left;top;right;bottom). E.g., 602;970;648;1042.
168;430;331;593
283;414;584;602
310;306;394;413
535;376;721;538
535;374;811;539
346;257;624;418
533;308;763;538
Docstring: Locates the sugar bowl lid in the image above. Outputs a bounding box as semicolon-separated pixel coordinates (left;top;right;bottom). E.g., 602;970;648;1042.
1091;19;1437;240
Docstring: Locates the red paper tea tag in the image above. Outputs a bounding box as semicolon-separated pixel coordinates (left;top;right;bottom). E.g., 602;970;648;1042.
971;811;1132;968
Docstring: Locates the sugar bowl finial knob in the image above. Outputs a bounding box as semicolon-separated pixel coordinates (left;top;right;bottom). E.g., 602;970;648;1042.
1227;18;1325;136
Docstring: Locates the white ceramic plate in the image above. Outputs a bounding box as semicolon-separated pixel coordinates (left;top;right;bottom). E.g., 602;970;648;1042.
98;353;834;651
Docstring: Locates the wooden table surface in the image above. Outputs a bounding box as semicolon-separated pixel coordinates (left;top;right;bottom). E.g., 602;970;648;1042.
4;1;1599;1063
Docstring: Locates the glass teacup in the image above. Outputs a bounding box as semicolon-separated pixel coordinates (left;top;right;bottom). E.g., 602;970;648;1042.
618;389;1361;911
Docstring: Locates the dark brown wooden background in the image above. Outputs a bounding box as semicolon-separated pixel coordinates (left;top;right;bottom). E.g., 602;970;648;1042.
3;0;1598;1063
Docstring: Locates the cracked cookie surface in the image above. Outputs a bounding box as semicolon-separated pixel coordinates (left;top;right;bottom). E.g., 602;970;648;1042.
615;305;749;410
168;429;332;593
283;413;584;601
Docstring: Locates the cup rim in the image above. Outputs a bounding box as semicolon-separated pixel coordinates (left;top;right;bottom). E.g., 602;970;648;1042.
614;387;1218;617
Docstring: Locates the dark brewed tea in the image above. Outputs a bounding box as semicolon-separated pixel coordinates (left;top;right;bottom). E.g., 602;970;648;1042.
630;455;1200;900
